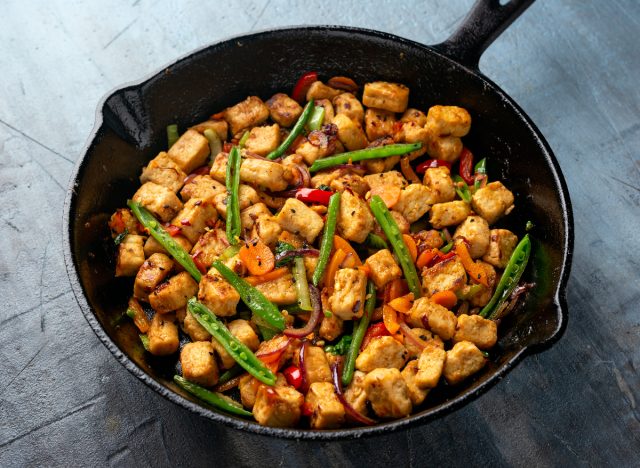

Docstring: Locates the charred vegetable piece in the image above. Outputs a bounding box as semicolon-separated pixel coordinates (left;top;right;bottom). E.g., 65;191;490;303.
225;146;242;244
167;124;179;148
127;200;202;282
480;234;532;319
308;143;422;172
267;100;314;160
212;260;285;331
312;192;341;286
342;280;376;386
307;106;326;131
370;195;422;298
187;298;277;385
295;187;334;205
174;375;253;417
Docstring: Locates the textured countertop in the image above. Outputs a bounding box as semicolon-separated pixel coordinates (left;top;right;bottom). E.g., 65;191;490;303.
1;0;639;466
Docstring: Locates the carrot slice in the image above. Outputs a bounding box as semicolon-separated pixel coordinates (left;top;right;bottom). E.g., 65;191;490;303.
239;238;275;276
369;184;402;209
430;290;458;309
325;249;347;292
455;241;489;287
416;248;439;269
402;234;418;263
388;293;414;314
244;267;288;286
333;235;362;266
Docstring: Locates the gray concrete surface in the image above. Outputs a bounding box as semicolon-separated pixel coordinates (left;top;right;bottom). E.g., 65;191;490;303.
0;0;639;466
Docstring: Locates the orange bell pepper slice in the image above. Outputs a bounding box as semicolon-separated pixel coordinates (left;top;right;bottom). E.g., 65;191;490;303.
127;297;150;333
333;235;362;266
325;248;347;292
239;238;275;276
402;234;418;263
416;248;439;269
383;304;401;334
455;241;489;287
244;267;289;286
388;293;415;314
430;290;458;309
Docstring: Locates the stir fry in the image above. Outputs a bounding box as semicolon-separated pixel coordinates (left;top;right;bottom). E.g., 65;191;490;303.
109;72;532;429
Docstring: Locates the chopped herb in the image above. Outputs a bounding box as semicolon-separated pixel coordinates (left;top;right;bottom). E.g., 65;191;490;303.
274;241;296;267
324;310;333;318
324;334;352;355
114;228;129;245
526;220;535;231
318;184;332;192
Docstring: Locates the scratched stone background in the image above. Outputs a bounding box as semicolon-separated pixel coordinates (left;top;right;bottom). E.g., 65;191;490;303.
0;0;639;466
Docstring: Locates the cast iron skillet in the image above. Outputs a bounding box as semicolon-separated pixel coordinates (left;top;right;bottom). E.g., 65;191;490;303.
64;0;573;440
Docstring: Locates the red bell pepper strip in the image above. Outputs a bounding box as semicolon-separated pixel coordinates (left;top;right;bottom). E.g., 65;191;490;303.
295;187;334;205
360;322;391;351
291;71;318;103
165;224;182;237
458;147;474;185
416;159;452;174
426;250;457;269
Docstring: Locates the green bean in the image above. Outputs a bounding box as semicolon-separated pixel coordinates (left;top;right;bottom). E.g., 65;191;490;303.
173;375;253;417
307;106;325;131
212;260;285;331
225;146;242;244
167;124;179;148
203;129;222;158
238;130;250;148
370;195;422;298
127;200;202;282
139;334;150;351
480;235;532;319
292;257;312;311
267;100;314;160
217;365;244;386
364;232;388;250
473;157;487;191
187;298;277;385
440;241;453;254
308;143;421;172
312;192;341;286
219;244;241;262
453;175;472;203
342;281;376;386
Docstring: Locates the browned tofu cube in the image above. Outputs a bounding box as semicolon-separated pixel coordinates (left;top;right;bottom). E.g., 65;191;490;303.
332;113;368;151
363;368;412;418
214;184;260;219
182;309;211;342
180;175;225;203
343;370;369;417
115;234;146;277
425;135;463;162
416;343;446;388
467;261;497;308
305;382;345;429
362;82;409;113
189;228;228;271
180;341;219;387
197;272;240;317
365;249;402;288
239;374;260;409
190;119;228;141
149;271;199;314
297;346;332;386
253;385;304;428
140;152;187;193
240;157;287;191
333;92;364;123
471;181;515;225
315;98;335;124
423;166;456;203
171;198;218;244
144;234;192;258
134;253;173;301
147;312;179;356
329;173;370;197
421;256;467;297
453;314;498;349
240;203;272;230
364;170;408;191
244;124;281;156
403;328;440;360
400;108;427;126
132;182;183;222
356;336;408;372
365;108;397;141
398;121;430;146
406;297;457;340
425;105;471;137
454;216;491;258
482;229;519;269
393;183;435;223
209;152;228;183
254;273;297;305
306;81;341;101
319;312;344;342
429;200;471;229
275;198;324;243
211;319;260;369
224;96;270;135
294;139;334;166
266;93;303;128
337;190;374;243
167;129;210;174
443;340;486;385
109;208;142;238
329;268;368;320
401;360;430;406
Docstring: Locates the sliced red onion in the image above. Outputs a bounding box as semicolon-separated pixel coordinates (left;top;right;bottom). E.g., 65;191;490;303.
442;228;453;243
399;322;427;351
244;150;270;161
492;282;535;321
330;359;376;426
292;163;311;188
284;284;322;338
298;340;309;393
274;248;320;263
255;336;291;363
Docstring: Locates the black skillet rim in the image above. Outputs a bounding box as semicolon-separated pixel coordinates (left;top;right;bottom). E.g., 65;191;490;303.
63;25;573;441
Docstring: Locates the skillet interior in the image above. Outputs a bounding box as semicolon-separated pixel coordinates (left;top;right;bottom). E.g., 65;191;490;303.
65;26;572;439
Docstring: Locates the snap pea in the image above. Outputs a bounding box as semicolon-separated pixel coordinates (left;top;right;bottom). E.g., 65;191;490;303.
308;143;422;172
307;106;325;131
267;100;314;160
167;124;179;148
440;241;454;254
370;195;422;298
292;256;312;311
473;157;487;191
480;234;532;319
453;175;472;203
187;298;277;385
342;281;376;386
225;146;242;244
127;200;202;282
238;130;250;148
212;260;285;331
312;192;341;286
173;375;253;417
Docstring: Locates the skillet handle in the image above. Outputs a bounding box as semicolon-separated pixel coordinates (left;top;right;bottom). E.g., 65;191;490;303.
433;0;534;69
